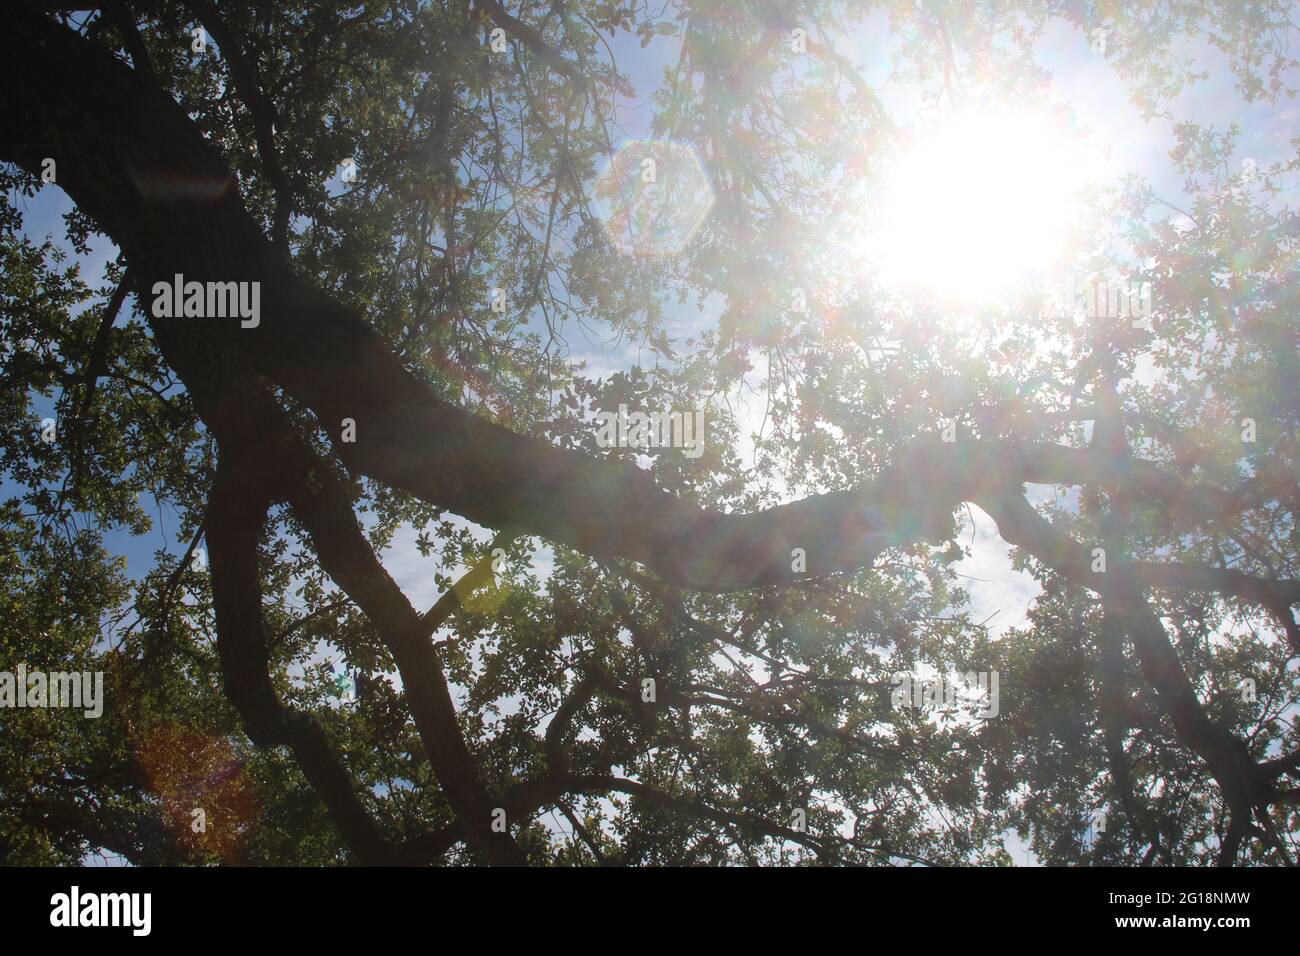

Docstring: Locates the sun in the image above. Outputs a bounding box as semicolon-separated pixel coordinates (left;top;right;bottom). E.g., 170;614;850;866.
857;105;1109;306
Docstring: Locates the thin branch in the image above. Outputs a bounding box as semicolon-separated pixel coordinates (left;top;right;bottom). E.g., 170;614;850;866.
183;0;294;252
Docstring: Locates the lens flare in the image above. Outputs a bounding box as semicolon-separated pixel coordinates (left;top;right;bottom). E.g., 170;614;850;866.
592;140;714;257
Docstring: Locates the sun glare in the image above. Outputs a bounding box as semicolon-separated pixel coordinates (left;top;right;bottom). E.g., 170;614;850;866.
859;106;1109;306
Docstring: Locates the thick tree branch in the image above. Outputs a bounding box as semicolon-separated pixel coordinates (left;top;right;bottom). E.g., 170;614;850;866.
1090;379;1163;863
1129;562;1300;654
206;446;400;864
2;12;1290;599
977;490;1274;847
153;321;524;862
282;456;526;865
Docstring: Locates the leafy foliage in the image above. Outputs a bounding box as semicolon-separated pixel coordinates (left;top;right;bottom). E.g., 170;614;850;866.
1;0;1296;865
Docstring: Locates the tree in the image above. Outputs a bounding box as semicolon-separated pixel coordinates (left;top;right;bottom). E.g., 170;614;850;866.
0;0;1296;865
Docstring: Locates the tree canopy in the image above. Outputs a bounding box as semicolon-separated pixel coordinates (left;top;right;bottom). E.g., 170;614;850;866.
0;0;1297;866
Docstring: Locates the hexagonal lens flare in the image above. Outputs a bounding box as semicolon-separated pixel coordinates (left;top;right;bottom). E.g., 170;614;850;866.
592;140;714;257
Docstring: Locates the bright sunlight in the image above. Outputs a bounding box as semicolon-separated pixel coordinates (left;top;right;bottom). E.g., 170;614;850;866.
860;105;1111;305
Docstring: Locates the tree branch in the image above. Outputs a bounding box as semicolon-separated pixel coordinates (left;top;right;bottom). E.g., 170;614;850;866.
182;0;294;252
473;0;584;86
206;445;400;864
